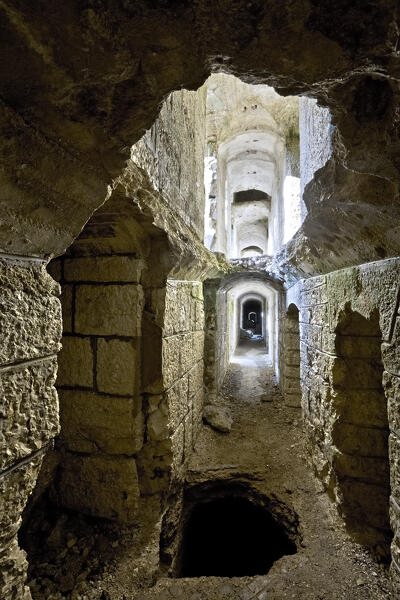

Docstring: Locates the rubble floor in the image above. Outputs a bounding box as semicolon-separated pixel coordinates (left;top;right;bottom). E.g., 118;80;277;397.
23;340;393;599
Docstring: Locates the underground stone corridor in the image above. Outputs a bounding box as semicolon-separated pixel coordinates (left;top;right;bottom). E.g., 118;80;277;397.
2;4;400;599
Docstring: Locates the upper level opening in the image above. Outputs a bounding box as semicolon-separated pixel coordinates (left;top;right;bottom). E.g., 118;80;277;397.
203;73;333;260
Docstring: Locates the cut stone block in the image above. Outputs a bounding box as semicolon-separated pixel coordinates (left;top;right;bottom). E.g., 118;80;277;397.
59;454;140;522
57;336;93;388
74;284;143;336
97;338;138;396
59;390;143;455
64;256;145;283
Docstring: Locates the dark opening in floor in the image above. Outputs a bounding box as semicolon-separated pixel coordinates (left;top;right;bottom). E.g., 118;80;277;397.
180;496;297;577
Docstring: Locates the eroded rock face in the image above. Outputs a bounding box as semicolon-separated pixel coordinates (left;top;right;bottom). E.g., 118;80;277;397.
274;159;400;282
0;1;399;260
0;259;61;599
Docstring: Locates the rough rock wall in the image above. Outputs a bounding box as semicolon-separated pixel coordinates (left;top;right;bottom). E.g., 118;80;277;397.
285;257;400;587
1;1;400;271
299;98;332;219
132;87;207;241
0;258;61;599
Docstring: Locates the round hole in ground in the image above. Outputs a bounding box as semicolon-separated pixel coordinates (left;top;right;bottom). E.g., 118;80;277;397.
179;495;297;577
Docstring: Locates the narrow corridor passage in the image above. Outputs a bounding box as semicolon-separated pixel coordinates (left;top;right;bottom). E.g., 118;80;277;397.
230;339;271;402
139;356;391;600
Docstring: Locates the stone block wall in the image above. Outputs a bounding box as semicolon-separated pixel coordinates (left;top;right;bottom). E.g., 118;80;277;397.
140;280;204;491
48;264;204;488
279;302;301;408
131;87;207;241
0;257;62;599
203;280;234;395
48;254;145;522
287;257;400;586
299;97;332;219
203;282;219;394
49;255;205;516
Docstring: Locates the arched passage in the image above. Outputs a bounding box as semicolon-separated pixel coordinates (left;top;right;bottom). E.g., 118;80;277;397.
234;292;269;366
203;274;282;395
241;245;264;257
242;298;262;334
232;283;278;370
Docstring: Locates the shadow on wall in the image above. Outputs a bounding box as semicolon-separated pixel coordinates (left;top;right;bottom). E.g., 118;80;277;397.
332;306;392;560
282;304;301;408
